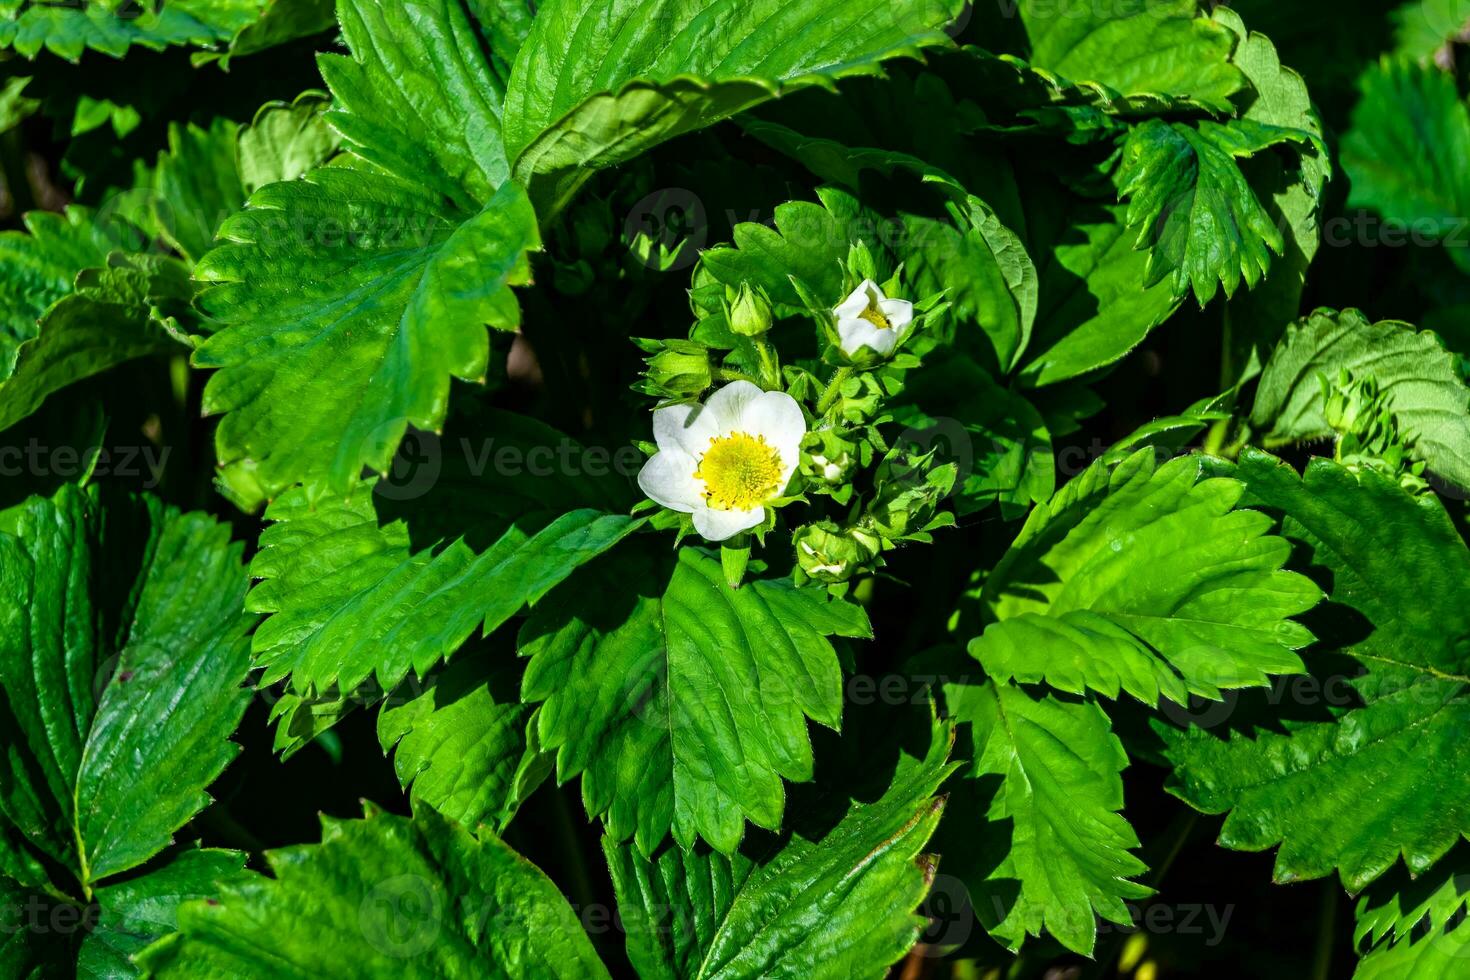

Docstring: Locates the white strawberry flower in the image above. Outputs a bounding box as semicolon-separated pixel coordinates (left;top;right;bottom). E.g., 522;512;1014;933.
833;279;914;359
638;380;806;542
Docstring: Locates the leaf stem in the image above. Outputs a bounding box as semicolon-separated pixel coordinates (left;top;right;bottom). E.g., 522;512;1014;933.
548;784;596;914
1148;810;1199;887
1311;882;1339;980
71;802;92;902
1086;809;1199;980
36;879;75;906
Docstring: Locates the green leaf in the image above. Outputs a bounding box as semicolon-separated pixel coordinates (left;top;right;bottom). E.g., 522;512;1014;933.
154;118;244;265
1010;0;1244;109
1341;58;1470;276
501;0;965;211
1017;181;1181;387
1118;117;1312;306
195;0;542;499
1102;391;1233;463
892;354;1054;518
735;118;1037;372
0;282;169;431
520;545;872;854
694;174;1030;372
196;174;540;499
738;110;965;194
940;678;1150;955
1356;916;1470;977
320;0;511;207
0;278;180;436
696;187;863;318
236;91;340;193
377;649;550;832
910;47;1206;138
0;486;254;892
1353;848;1470;978
0;74;37;135
0;876;70;977
1214;7;1330;380
251;407;635;753
604;707;955;979
0;208;177;432
78;848;251;978
135;806;611;978
970;449;1320;706
0;0;263;61
745;64;1020;212
249;484;641;696
1250;308;1470;489
467;0;536;86
149;97;341;260
208;0;335;67
1391;0;1470;61
904;195;1038;373
370;403;636;553
1159;450;1470;891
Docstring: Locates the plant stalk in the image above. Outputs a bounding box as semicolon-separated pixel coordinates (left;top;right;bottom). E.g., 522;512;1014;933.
817;366;854;415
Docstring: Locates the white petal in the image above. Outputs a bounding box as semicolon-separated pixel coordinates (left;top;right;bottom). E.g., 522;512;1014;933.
879;297;914;330
741;390;807;485
637;449;702;512
653;402;720;458
692;504;764;542
833;279;882;319
704;379;765;432
837;316;898;357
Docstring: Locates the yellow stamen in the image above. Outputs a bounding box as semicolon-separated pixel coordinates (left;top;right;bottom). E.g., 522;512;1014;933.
694;432;784;510
858;306;891;330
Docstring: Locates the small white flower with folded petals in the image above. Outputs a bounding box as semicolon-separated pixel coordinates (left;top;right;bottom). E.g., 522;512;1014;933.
833;279;914;359
637;381;807;542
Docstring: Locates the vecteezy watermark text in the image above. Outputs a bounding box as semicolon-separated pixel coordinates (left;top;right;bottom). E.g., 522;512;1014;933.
0;440;169;489
374;430;646;500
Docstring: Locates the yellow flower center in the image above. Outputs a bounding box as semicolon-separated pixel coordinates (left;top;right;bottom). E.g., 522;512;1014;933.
694;432;784;510
858;305;891;330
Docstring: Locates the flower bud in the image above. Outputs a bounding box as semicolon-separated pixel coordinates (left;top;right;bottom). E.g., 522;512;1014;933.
793;521;879;584
799;428;858;487
635;338;716;399
726;281;774;337
832;278;913;364
1322;368;1381;437
866;448;957;539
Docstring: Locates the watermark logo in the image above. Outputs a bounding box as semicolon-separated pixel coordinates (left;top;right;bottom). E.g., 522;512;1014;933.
359;874;443;959
625;188;707;271
373;428;443;502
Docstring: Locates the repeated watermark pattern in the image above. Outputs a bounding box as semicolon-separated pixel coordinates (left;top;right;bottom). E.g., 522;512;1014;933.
343;872;1237;959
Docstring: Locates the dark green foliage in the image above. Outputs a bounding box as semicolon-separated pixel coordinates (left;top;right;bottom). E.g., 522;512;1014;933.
0;1;1467;977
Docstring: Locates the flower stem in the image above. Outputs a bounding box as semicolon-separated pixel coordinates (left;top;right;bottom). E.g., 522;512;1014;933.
817;367;854;415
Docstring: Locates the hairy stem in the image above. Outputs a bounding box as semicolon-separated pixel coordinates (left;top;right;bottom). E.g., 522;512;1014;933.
817;367;855;415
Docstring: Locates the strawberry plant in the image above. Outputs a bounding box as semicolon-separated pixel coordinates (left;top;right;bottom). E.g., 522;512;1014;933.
3;0;1470;976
